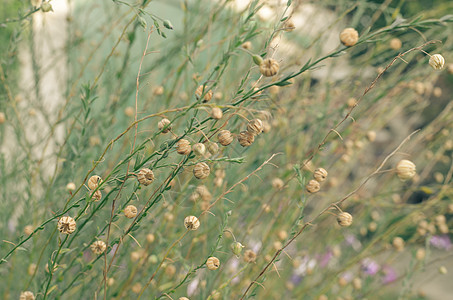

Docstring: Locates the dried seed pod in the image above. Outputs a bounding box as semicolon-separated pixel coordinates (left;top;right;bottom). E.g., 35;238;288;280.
88;175;102;190
91;190;102;201
146;233;155;243
90;241;107;255
20;291;35;300
207;142;219;155
277;230;288;241
41;1;53;12
352;278;362;290
262;120;271;133
247;118;263;135
340;28;359;46
131;283;142;294
392;236;405;251
66;182;76;191
58;216;76;234
137;168;155;186
366;130;377;142
218;130;233;146
176;139;191;155
184;215;200;230
192;143;206;156
193;162;210;179
242;41;252;50
238;131;255;147
439;266;448;274
124;106;134;117
165;264;176;277
429;54;445;70
259;58;279;77
416;248;426;261
306;179;320;193
153;85;164;95
211;107;223;119
337;212;353;227
272;178;284;190
283;19;295;32
27;263;37;276
313;168;328;182
195;85;213;103
158;118;172;133
124;205;138;219
231;242;245;256
206;256;220;270
396;159;416;181
389;38;402;50
0;112;5;124
244;249;257;263
196;185;212;201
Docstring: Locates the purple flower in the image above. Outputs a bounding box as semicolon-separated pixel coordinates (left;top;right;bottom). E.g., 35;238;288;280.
381;265;397;284
361;258;380;275
430;235;452;251
291;274;303;285
319;250;333;267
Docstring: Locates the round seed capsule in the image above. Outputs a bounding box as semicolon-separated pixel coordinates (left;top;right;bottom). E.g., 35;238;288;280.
306;179;320;193
429;54;445;70
207;142;219;155
218;130;233;146
247;119;263;136
176;139;191;155
124;205;138;219
20;291;35;300
211;107;223;119
259;58;279;77
158;118;172;133
340;28;359;46
88;175;102;190
206;256;220;270
137;168;154;186
395;159;416;181
243;249;257;263
195;85;213;103
91;190;102;202
313;168;328;182
337;212;353;227
58;216;76;234
192;143;206;156
90;241;107;255
238;131;255;147
184;216;200;230
193;162;210;179
392;236;405;251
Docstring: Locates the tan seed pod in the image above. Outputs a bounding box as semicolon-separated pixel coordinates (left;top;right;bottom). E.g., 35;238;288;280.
439;266;448;274
259;58;279;77
429;54;445;70
28;263;37;276
137;168;155;186
396;159;416;181
158;118;172;133
58;216;76;234
91;190;102;201
262;203;271;213
337;212;353;227
193;162;210;179
272;178;284;190
24;225;34;236
124;205;138;219
90;241;107;255
214;177;223;187
153;85;164;95
247;118;263;135
195;85;213;103
130;251;141;262
392;236;405;251
131;283;142;294
416;248;426;260
165;264;176;277
277;230;288;241
433;87;442;97
238;131;255;147
66;182;76;191
20;291;35;300
206;256;220;270
211;107;223;119
283;19;295;32
262;120;271;133
107;277;115;286
318;295;328;300
218;130;233;146
88;175;102;190
192;143;206;156
184;215;200;230
146;233;155;243
389;38;402;50
313;168;328;182
164;212;174;222
124;106;134;117
242;41;252;50
0;112;6;124
352;278;362;290
306;179;320;193
340;28;359;46
176;139;191;155
244;249;257;263
207;142;219;155
366;130;377;142
196;185;212;201
435;214;446;225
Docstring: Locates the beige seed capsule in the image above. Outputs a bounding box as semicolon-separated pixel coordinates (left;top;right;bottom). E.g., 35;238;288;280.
90;241;107;255
91;190;102;202
259;58;279;77
247;118;263;135
389;38;402;50
283;19;295;32
392;236;405;251
306;179;320;193
242;41;252;50
206;256;220;270
24;225;34;236
137;168;155;186
416;248;426;260
124;205;138;219
313;168;328;182
124;106;134;117
176;139;191;155
20;291;35;300
429;54;445;70
243;249;257;263
439;266;448;274
66;182;76;191
340;28;359;46
27;263;37;276
352;278;362;290
207;142;219;155
153;85;164;95
211;107;223;119
238;131;255;147
195;85;213;103
396;159;416;181
58;216;76;234
218;130;233;146
158;118;172;133
184;215;200;230
192;143;206;156
272;178;284;190
146;233;155;243
366;130;377;142
131;283;142;294
88;175;102;190
193;162;210;179
337;212;353;227
0;112;5;124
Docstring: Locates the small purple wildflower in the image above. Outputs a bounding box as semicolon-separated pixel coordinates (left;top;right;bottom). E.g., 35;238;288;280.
361;258;380;275
381;265;398;284
430;235;452;251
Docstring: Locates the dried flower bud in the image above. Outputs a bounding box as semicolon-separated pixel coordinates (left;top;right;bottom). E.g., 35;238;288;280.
193;162;210;179
277;230;288;241
366;130;377;142
429;54;445;70
340;28;359;46
20;291;35;300
184;215;200;230
206;256;220;270
211;107;223;119
272;178;284;190
196;185;212;201
218;130;233;146
137;168;155;186
88;175;102;190
41;1;53;12
247;118;263;135
124;106;134;117
153;85;164;95
132;283;142;294
58;216;76;234
91;190;102;201
207;142;219;155
313;168;328;182
231;241;245;256
66;182;76;191
396;159;416;181
352;278;362;290
90;241;107;255
337;212;353;227
389;38;402;50
244;249;257;263
238;131;255;147
392;236;405;251
259;58;279;77
24;225;34;236
192;143;206;156
158;118;172;133
165;264;176;277
124;205;138;219
283;19;295;32
176;139;191;155
195;85;213;103
416;248;426;261
306;179;320;193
